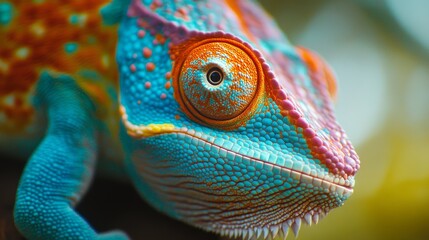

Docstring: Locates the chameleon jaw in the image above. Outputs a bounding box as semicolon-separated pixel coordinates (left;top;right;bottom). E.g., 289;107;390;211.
172;131;353;240
121;106;354;239
193;133;352;240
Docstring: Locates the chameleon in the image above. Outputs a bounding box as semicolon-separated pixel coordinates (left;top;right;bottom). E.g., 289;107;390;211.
0;0;360;239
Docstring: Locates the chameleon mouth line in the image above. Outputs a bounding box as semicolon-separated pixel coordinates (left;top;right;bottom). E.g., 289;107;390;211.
170;131;354;194
120;106;353;193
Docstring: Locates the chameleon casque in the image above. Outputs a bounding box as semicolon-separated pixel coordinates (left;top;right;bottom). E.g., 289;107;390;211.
0;0;360;239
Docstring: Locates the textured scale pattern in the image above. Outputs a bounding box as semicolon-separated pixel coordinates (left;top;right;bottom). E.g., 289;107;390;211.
0;0;359;239
0;0;118;132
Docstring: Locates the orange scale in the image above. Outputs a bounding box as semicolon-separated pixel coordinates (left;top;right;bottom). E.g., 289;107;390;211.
165;81;171;90
165;71;171;80
143;47;152;58
146;62;156;72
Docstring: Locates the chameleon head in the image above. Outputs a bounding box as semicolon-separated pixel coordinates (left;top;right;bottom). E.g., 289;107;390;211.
117;1;359;239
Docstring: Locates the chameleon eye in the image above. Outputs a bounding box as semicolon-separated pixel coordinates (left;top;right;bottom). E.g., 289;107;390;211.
206;67;224;86
172;38;265;129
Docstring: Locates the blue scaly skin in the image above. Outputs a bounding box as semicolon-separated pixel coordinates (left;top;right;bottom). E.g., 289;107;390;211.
0;0;360;239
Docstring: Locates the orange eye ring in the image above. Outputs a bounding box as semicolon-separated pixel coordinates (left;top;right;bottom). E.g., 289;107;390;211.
171;37;266;130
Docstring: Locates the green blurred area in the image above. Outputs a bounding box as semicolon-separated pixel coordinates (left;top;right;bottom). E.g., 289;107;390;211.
260;0;429;240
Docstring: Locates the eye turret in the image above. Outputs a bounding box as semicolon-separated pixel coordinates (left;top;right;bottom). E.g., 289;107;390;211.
172;38;266;129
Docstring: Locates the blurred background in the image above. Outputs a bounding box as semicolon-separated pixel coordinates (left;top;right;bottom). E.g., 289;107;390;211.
261;0;429;239
2;1;428;240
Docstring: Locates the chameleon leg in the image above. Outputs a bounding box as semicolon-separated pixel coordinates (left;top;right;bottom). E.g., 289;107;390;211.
13;73;128;240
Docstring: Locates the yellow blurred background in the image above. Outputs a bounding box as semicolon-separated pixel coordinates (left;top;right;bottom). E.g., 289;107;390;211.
261;0;429;239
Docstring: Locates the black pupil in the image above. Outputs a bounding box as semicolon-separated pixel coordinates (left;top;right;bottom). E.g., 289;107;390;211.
207;68;223;85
